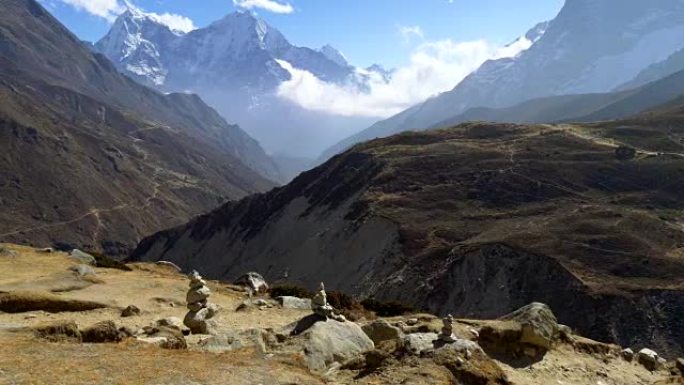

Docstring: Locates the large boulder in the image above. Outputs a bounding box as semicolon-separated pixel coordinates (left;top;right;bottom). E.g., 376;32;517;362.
402;332;439;355
299;319;374;372
69;249;96;265
198;329;275;353
362;320;404;345
676;357;684;374
277;296;312;310
435;338;484;356
500;302;559;349
637;348;660;371
235;272;269;293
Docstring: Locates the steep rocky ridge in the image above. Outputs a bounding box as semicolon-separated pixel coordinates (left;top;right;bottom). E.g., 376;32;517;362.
0;0;275;255
132;118;684;356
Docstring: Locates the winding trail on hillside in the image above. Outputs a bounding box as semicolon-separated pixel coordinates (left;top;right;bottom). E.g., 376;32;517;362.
0;140;166;242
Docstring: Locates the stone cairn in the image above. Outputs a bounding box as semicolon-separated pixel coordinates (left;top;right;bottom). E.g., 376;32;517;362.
184;270;219;334
439;314;457;342
311;282;346;322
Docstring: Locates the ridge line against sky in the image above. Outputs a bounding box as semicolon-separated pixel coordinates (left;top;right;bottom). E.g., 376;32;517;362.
39;0;564;118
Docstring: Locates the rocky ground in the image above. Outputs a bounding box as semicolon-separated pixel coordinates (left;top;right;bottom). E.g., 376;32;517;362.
0;243;681;385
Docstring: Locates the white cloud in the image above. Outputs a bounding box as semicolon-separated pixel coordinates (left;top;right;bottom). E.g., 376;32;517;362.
50;0;195;31
59;0;124;22
233;0;294;14
398;25;424;42
276;37;529;118
143;11;196;33
495;36;533;59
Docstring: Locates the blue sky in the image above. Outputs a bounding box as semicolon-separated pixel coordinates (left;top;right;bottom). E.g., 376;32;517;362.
40;0;564;69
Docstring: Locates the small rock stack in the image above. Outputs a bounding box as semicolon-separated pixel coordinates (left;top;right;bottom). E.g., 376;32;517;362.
438;314;457;343
311;282;346;322
184;270;219;334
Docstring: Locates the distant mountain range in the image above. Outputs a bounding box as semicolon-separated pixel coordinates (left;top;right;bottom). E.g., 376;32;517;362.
0;0;276;255
322;0;684;160
94;9;383;161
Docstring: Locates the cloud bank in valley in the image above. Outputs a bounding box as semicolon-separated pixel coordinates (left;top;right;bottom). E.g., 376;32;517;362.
276;36;531;118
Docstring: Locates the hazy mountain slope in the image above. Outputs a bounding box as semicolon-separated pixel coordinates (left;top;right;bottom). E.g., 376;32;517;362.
618;47;684;90
0;0;275;255
432;93;628;128
95;10;375;160
132;117;684;356
324;0;684;159
431;68;684;128
580;69;684;121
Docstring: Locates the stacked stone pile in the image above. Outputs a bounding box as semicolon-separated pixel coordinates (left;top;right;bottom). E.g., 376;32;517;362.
183;270;219;334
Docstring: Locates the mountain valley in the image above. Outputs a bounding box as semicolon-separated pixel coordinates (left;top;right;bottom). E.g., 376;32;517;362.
2;0;684;383
0;0;276;255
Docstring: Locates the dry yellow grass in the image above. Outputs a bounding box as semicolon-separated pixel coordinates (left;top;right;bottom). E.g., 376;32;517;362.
0;244;675;385
0;332;321;385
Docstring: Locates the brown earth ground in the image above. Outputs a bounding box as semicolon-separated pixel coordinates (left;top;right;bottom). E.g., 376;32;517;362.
0;244;679;385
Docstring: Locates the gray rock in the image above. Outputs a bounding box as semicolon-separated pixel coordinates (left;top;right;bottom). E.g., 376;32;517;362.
136;336;169;347
187;301;206;312
156;317;183;330
676;357;684;374
235;272;269;293
637;348;660;371
362;320;404;345
69;249;96;265
184;304;218;334
121;305;141;317
557;324;573;339
402;332;439;355
186;286;211;304
137;326;187;349
69;264;96;277
277;296;312;310
501;302;559;349
435;338;484;357
622;348;634;362
299;319;374;372
198;329;271;353
155;261;182;272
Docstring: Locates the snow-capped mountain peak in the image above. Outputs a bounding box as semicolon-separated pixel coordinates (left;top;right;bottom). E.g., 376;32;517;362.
327;0;684;159
95;8;182;85
94;9;364;158
319;44;348;67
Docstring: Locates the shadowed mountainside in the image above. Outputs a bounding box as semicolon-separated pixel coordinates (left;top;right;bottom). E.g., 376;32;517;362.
0;0;276;255
132;116;684;357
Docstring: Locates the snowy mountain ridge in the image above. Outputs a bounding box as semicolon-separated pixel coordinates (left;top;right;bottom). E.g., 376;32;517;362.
323;0;684;160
